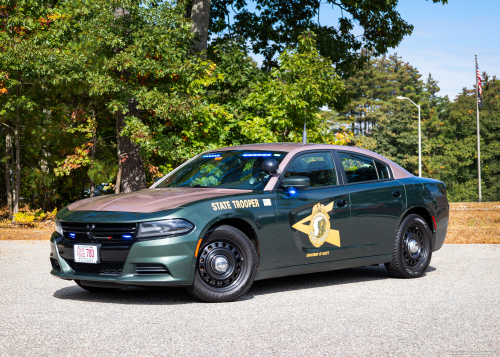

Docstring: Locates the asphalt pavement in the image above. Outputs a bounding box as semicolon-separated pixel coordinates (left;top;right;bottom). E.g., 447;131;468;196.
0;241;499;357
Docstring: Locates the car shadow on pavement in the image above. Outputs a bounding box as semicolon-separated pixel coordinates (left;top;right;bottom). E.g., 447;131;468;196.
242;264;437;300
53;284;197;305
52;265;437;304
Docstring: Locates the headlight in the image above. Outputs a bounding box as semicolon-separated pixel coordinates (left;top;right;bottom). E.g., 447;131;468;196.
137;219;194;238
55;219;62;235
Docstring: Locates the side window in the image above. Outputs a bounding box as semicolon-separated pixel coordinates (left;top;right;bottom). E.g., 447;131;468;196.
284;152;337;187
376;161;391;179
338;152;378;183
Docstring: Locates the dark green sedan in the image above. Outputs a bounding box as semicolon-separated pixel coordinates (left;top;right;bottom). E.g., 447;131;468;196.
50;143;449;302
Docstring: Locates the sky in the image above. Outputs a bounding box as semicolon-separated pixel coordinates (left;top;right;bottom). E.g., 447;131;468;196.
248;0;500;101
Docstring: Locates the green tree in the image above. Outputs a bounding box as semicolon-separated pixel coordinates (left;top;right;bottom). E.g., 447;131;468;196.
239;32;345;143
430;74;500;201
210;0;448;77
40;0;227;191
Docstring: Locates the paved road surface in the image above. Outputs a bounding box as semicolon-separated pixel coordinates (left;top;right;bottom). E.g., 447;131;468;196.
0;242;499;357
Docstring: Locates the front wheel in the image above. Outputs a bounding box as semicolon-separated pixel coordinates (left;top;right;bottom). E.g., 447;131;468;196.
186;225;257;303
385;214;432;278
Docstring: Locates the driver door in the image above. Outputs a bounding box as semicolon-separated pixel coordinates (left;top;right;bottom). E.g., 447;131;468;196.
273;151;352;268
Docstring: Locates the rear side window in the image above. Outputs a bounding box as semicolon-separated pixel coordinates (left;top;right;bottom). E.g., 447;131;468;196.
376;161;391;179
338;152;378;183
284;152;337;187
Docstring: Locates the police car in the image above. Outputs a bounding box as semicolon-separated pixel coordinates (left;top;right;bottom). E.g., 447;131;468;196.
50;143;449;302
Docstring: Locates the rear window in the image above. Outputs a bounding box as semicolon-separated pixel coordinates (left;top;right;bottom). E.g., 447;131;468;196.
338;152;378;183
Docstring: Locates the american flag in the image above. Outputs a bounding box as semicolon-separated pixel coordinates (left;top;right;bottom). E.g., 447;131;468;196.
477;63;483;108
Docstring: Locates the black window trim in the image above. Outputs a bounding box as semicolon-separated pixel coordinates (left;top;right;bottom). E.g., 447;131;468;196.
273;150;343;191
334;150;395;186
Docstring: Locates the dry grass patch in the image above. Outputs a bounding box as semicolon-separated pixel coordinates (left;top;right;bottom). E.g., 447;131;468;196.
0;219;53;240
0;227;52;240
446;202;500;244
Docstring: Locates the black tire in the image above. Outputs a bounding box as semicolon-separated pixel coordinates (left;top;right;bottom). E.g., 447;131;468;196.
75;280;122;293
186;225;257;303
385;214;432;278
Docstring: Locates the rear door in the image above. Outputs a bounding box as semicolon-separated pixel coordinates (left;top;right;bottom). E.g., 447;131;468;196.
273;150;351;268
336;151;406;258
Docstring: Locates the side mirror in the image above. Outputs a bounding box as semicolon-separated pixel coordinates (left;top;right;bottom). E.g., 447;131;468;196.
282;176;310;190
262;158;280;175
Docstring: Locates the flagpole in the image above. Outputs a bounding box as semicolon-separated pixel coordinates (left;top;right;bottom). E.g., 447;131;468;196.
475;55;482;202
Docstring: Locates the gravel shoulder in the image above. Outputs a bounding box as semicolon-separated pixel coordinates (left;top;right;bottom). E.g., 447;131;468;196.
0;242;499;357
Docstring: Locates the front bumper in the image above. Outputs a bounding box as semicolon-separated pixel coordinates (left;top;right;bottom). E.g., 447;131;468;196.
50;226;202;287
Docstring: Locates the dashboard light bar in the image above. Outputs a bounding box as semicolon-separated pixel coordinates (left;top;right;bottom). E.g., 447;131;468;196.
202;154;221;158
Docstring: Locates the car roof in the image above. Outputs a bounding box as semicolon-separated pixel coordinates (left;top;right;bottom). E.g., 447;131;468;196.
206;143;413;181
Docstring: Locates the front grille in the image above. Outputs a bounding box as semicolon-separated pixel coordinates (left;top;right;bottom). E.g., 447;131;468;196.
67;260;124;276
50;258;61;271
135;264;170;275
61;222;137;243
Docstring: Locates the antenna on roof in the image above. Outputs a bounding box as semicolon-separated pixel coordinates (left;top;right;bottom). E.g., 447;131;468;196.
302;102;307;145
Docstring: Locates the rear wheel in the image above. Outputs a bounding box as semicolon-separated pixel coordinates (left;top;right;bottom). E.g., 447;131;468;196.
75;280;122;293
385;214;432;278
186;225;257;303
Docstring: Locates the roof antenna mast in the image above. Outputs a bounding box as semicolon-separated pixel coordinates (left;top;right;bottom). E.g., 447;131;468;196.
302;103;307;145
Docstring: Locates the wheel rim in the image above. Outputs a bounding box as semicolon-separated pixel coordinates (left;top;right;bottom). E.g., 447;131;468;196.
197;241;246;290
402;225;428;267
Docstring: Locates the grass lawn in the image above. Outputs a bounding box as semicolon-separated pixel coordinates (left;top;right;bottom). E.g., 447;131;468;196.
1;202;499;243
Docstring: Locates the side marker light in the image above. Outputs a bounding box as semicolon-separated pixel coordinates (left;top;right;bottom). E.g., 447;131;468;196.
195;239;203;257
432;216;437;231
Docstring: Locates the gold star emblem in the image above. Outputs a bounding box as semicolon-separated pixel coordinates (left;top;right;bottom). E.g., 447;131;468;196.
292;202;341;248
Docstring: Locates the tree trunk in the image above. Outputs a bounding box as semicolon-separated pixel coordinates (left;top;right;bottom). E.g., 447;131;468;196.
116;98;146;193
5;128;12;215
190;0;211;53
13;86;21;215
114;160;123;194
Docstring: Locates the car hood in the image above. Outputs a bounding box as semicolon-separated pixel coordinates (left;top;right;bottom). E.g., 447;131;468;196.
67;187;252;213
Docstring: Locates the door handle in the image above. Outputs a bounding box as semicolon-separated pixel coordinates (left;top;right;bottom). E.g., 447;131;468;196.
392;190;402;197
336;200;348;207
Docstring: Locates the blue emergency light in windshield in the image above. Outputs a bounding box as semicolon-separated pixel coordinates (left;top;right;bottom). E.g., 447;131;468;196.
242;153;272;157
157;150;287;190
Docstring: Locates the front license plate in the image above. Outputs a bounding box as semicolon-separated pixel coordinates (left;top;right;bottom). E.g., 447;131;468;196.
74;245;99;264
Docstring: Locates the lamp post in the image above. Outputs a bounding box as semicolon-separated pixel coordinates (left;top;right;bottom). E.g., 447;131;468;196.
397;96;421;177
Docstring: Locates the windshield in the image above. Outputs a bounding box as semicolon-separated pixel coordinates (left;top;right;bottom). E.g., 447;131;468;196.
157;150;287;190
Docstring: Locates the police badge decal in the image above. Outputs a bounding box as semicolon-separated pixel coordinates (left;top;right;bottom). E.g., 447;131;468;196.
308;204;331;248
292;202;341;248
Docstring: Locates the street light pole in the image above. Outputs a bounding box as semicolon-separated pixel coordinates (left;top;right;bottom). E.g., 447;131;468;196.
418;104;421;178
397;96;421;177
